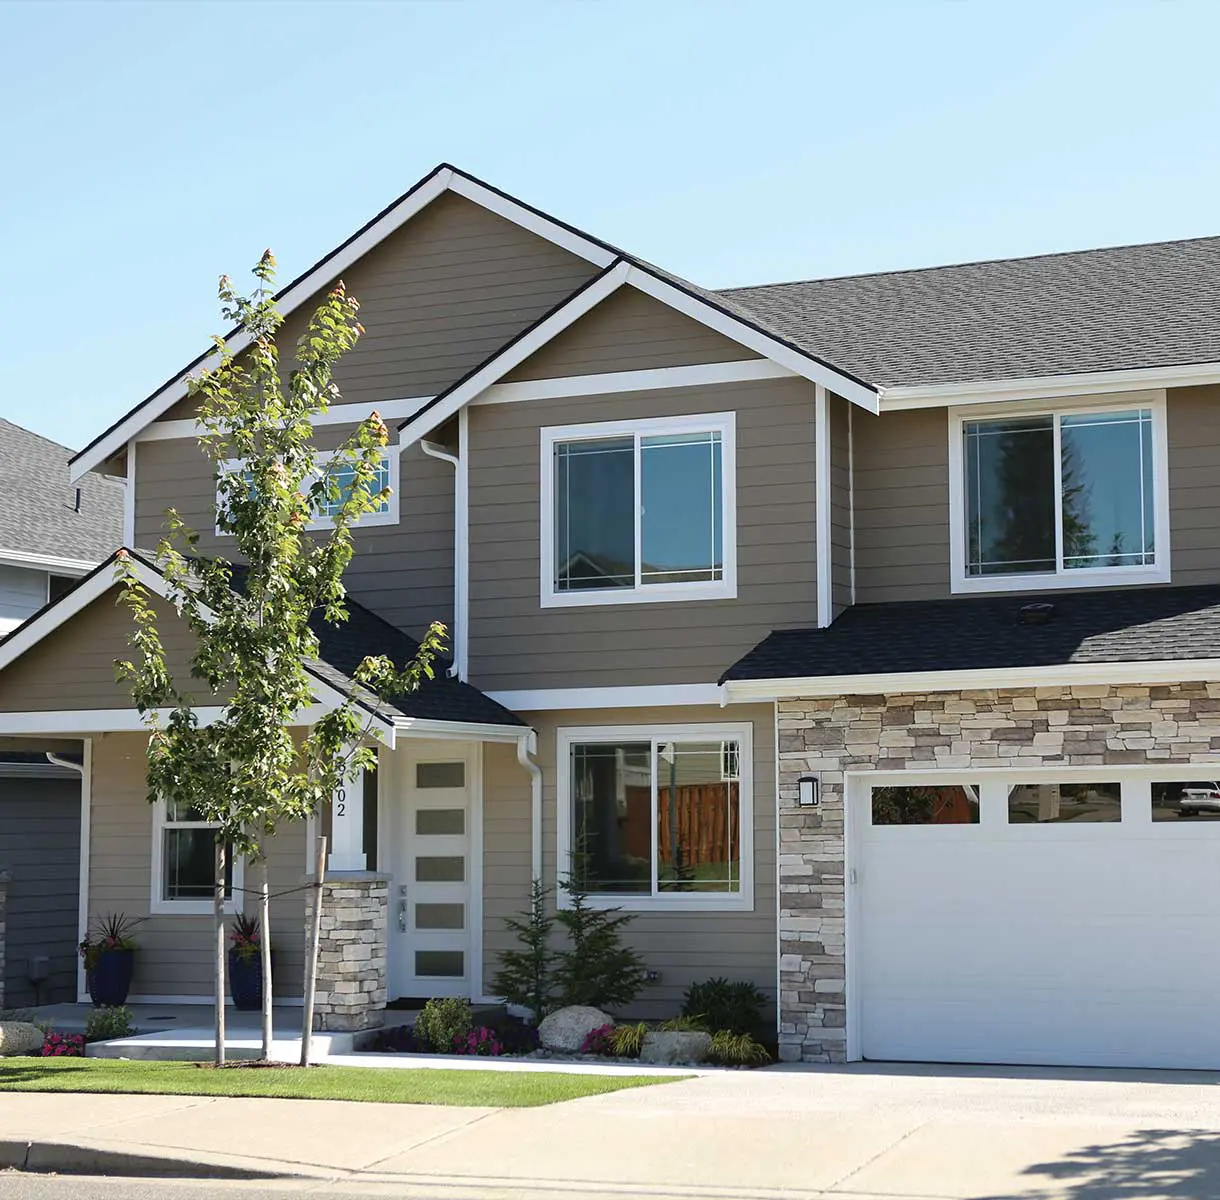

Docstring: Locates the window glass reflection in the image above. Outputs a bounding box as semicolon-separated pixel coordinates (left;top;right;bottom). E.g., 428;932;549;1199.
1008;782;1121;824
871;785;980;826
1152;781;1220;822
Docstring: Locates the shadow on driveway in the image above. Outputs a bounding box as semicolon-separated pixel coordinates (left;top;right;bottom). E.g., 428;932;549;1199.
984;1129;1220;1199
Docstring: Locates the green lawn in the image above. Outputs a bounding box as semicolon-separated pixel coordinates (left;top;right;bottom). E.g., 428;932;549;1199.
0;1058;679;1107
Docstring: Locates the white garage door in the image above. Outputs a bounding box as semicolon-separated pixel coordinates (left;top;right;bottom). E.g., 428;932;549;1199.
856;775;1220;1069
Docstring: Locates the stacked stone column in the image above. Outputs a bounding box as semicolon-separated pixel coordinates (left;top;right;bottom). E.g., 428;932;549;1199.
303;874;388;1031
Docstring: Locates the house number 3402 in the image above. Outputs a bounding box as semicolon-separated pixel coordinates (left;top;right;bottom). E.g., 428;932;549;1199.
335;787;346;817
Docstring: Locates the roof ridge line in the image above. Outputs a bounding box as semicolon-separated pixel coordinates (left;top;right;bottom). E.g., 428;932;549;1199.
719;232;1220;294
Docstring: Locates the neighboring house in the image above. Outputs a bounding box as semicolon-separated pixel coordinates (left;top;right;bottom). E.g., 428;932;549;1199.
2;165;1220;1068
0;419;123;631
0;420;122;1007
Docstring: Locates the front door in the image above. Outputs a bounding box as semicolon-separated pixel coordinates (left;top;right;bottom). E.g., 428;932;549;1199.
388;744;475;1000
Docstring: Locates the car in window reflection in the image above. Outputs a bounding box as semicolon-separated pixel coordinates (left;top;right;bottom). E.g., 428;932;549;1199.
1176;783;1220;816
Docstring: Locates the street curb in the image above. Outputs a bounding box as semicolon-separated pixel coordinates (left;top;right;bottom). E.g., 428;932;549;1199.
0;1138;316;1179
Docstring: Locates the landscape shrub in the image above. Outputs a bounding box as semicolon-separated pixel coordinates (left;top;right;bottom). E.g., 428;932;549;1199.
453;1026;504;1056
580;1023;615;1056
681;978;767;1035
414;997;473;1053
707;1030;772;1067
84;1005;134;1043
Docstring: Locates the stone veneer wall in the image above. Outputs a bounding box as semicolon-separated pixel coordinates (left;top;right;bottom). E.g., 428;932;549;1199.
304;875;388;1031
776;680;1220;1063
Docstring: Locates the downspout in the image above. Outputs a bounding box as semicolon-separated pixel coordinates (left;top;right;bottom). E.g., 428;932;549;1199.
420;434;466;680
516;731;543;881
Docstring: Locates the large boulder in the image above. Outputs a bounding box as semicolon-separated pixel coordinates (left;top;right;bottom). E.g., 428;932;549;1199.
0;1022;44;1057
537;1005;612;1053
640;1030;712;1065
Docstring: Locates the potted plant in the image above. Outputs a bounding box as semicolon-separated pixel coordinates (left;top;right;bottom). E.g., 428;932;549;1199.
228;913;267;1011
80;913;137;1007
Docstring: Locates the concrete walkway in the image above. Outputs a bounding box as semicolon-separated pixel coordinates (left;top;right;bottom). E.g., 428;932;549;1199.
6;1062;1220;1198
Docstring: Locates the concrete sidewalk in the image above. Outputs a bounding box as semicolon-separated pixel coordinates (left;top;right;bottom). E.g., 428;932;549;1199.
5;1062;1220;1198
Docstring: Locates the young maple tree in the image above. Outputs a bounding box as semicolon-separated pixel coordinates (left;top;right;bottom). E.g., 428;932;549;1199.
116;252;445;1064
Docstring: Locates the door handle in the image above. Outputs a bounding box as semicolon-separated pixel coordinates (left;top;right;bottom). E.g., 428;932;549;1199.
397;898;407;933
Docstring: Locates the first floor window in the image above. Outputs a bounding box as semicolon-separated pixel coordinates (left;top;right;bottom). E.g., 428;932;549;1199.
156;798;235;908
960;404;1160;582
545;413;735;605
560;726;751;908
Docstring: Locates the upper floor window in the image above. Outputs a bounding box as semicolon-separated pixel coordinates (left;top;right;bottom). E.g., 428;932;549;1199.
216;449;398;534
949;396;1169;593
540;412;737;607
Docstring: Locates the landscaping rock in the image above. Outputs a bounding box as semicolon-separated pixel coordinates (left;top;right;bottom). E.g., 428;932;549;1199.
537;1005;612;1053
0;1022;44;1057
640;1030;712;1065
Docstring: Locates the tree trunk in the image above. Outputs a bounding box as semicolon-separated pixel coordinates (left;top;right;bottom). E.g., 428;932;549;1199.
300;835;327;1067
214;840;227;1067
259;857;273;1060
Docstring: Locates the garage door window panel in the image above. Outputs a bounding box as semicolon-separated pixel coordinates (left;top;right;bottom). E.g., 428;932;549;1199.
1152;781;1220;822
870;785;981;826
1007;782;1122;824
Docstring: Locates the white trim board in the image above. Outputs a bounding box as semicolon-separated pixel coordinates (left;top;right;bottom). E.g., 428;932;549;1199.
476;359;794;406
724;657;1220;702
139;395;435;445
0;550;97;575
399;263;879;449
392;716;527;743
487;683;725;711
879;361;1220;411
814;384;832;628
69;164;617;482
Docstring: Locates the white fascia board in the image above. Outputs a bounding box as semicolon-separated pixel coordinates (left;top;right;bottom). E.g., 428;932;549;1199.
139;394;436;444
392;716;529;743
486;683;726;711
0;550;99;575
622;266;880;413
879;361;1220;412
476;359;794;405
70;165;617;482
446;172;615;269
398;261;633;448
724;657;1220;702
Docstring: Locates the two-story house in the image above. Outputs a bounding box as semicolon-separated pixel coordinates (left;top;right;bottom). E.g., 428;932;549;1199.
4;164;1220;1068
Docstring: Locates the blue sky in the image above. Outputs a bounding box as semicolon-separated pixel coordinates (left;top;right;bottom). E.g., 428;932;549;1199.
3;0;1219;448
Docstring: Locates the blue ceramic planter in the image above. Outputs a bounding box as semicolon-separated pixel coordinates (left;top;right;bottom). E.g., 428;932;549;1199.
88;949;134;1007
228;949;264;1011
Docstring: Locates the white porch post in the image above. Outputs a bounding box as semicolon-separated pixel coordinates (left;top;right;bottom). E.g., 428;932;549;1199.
328;758;365;873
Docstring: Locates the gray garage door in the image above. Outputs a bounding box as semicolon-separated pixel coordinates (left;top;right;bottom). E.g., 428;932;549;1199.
0;766;81;1007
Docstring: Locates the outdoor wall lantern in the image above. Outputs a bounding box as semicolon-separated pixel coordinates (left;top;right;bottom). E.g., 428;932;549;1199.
798;775;820;808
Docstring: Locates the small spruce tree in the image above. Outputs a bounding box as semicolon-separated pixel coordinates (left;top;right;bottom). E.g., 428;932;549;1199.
491;878;557;1021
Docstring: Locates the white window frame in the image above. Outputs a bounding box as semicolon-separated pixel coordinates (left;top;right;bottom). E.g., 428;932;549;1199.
540;411;737;608
555;721;754;912
947;390;1170;594
215;449;399;536
150;798;244;916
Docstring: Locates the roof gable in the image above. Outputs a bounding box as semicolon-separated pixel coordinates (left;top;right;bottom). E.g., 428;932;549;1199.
70;164;620;481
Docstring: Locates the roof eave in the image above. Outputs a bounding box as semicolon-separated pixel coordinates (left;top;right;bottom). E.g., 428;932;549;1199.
878;360;1220;412
723;657;1220;701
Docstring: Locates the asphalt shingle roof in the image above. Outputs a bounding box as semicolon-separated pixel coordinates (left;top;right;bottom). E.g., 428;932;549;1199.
721;585;1220;683
718;236;1220;389
0;420;123;563
158;556;523;730
306;598;524;728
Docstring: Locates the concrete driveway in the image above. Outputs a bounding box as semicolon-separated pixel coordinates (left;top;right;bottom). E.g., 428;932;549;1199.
7;1061;1220;1198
